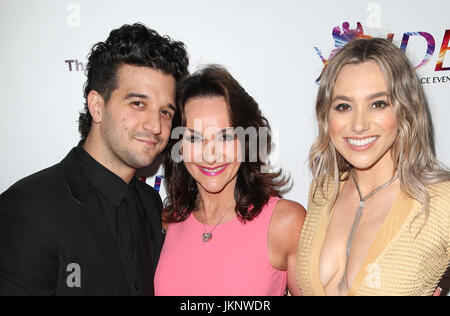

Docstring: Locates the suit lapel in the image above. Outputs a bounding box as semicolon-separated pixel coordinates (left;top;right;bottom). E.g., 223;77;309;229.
61;148;129;296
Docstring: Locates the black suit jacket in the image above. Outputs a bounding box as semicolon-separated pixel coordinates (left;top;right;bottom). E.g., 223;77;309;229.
0;148;164;296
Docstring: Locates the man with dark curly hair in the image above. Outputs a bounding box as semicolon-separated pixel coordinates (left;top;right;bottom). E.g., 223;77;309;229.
0;23;189;296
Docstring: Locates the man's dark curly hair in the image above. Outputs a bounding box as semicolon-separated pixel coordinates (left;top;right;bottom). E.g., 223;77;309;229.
78;23;189;142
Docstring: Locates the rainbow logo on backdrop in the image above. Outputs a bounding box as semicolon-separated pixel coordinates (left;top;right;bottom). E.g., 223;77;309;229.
314;22;450;84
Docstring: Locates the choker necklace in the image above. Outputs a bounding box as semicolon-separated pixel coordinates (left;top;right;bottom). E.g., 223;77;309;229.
199;203;235;243
338;170;399;295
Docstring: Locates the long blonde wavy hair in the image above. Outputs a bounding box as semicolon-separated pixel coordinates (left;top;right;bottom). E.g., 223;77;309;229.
309;38;450;223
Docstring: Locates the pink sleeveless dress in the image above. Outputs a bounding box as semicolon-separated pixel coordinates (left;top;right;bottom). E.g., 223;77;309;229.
154;196;287;296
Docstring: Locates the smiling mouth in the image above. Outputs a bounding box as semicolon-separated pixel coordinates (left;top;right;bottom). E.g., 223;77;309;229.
345;136;378;146
344;136;379;151
197;164;229;176
136;138;158;147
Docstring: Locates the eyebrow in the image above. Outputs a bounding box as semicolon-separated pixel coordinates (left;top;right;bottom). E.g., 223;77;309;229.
166;103;176;113
186;128;234;135
124;92;149;100
332;91;389;102
367;92;389;99
186;128;201;135
125;92;176;112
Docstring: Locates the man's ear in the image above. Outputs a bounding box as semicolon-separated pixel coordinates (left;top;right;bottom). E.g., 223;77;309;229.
87;90;105;123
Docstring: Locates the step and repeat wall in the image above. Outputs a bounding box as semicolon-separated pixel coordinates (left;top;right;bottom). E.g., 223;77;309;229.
0;0;449;206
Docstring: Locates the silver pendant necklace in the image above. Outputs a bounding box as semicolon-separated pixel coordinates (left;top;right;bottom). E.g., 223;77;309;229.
337;170;399;295
199;203;235;243
201;214;226;243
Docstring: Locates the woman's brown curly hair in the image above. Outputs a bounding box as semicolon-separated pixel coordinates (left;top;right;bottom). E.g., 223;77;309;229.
163;65;290;223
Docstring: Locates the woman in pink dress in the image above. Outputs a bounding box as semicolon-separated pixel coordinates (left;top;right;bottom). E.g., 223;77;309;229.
154;65;305;296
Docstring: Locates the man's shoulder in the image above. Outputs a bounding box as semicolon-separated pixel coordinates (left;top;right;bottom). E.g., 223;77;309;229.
0;165;67;217
1;148;78;203
6;162;64;197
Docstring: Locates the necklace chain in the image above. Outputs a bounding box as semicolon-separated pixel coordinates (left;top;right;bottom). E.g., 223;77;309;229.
199;203;235;243
353;172;398;202
338;171;399;295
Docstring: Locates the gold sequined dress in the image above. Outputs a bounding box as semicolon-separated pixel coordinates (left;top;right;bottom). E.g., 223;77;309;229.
296;179;450;296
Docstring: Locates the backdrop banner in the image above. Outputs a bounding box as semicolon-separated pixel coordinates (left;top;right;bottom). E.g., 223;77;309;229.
1;0;449;207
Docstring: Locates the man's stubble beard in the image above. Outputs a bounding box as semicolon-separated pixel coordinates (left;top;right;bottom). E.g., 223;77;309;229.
102;111;163;170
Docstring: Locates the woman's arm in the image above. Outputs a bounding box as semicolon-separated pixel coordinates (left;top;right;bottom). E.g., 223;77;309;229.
268;199;306;296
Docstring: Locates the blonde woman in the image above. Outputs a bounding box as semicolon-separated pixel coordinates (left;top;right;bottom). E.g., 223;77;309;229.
296;38;450;296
